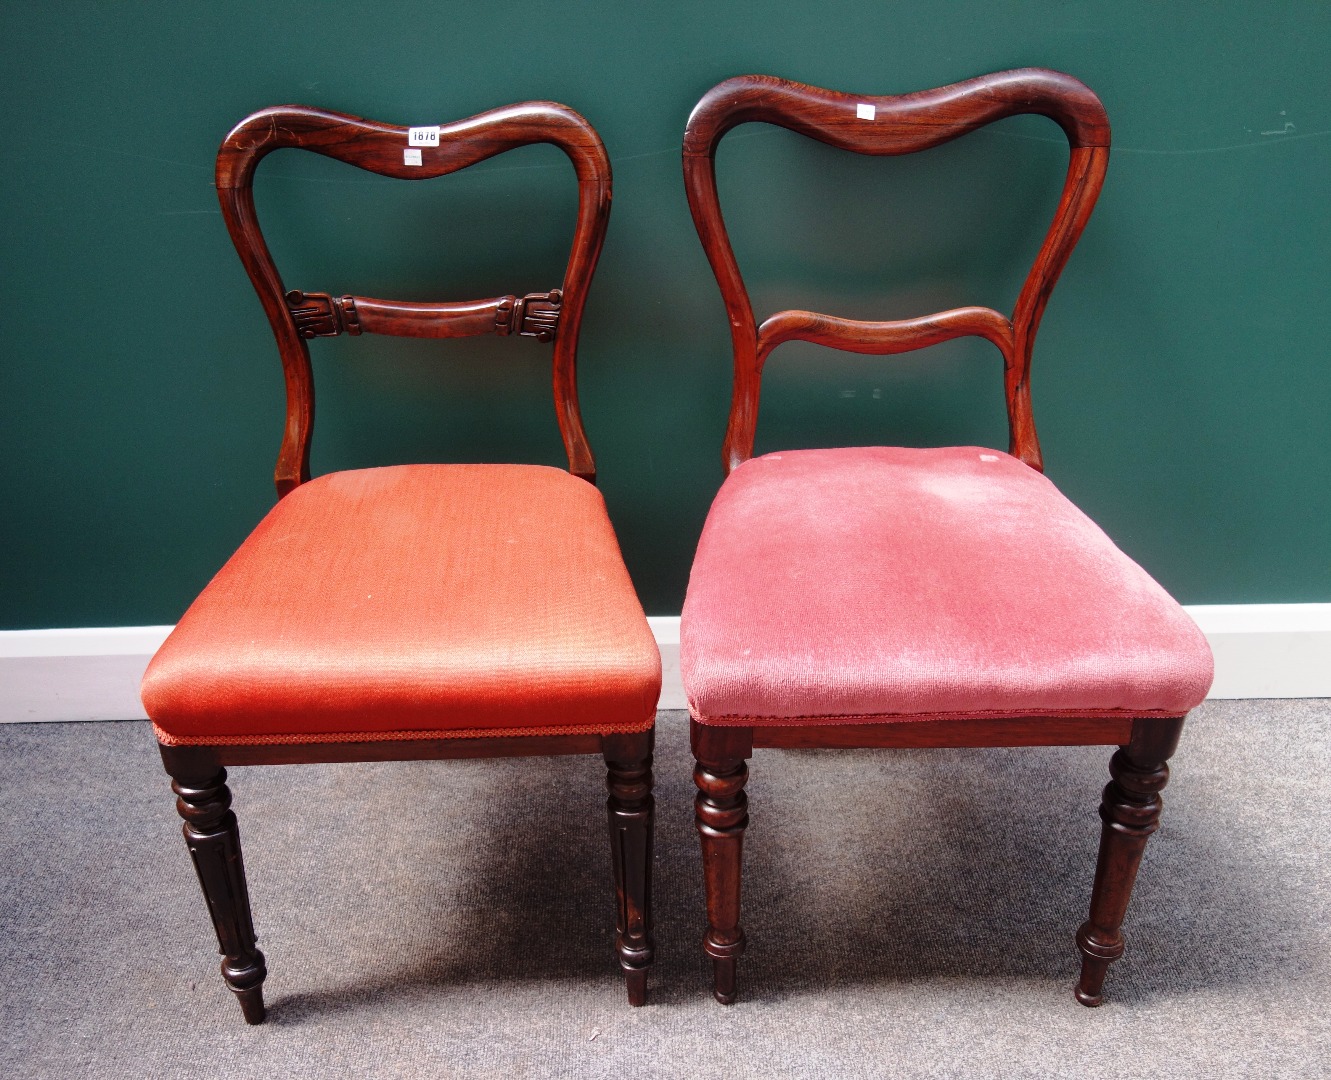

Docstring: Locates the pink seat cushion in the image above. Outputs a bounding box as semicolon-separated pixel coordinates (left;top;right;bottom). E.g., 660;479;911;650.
681;447;1213;725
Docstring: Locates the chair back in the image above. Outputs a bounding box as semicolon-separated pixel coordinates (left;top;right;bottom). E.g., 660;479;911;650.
682;69;1111;473
216;102;612;493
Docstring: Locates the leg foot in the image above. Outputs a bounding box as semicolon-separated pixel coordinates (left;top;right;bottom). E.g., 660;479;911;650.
604;730;655;1007
623;966;648;1008
1074;717;1184;1007
692;721;751;1005
711;956;738;1005
171;765;267;1024
233;982;267;1025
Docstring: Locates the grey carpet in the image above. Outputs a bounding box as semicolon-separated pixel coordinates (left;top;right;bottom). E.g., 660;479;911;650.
1;702;1327;1078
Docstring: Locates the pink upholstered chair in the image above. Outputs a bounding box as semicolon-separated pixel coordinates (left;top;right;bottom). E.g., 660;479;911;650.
142;102;660;1022
679;70;1213;1006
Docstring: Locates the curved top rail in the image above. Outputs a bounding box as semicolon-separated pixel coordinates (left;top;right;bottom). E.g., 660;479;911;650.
215;102;611;494
681;70;1110;474
218;101;611;189
683;68;1109;160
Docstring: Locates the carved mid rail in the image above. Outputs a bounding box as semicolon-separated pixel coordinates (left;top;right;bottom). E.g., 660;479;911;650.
284;289;563;342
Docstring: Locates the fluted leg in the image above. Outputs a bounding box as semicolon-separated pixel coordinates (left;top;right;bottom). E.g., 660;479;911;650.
1075;717;1185;1006
692;721;753;1005
603;730;655;1006
170;764;267;1024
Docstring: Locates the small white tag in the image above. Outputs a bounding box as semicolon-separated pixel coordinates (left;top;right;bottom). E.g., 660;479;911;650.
403;147;422;166
408;125;441;146
856;103;876;121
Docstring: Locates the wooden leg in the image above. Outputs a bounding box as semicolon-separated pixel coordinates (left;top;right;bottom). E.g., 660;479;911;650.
168;761;267;1024
1075;716;1185;1006
603;729;655;1006
692;720;753;1005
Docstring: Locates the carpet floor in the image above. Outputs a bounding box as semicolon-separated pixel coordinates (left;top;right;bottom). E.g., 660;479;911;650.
1;701;1327;1078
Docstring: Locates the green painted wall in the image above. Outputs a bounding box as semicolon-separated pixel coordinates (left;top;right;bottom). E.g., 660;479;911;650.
2;2;1328;628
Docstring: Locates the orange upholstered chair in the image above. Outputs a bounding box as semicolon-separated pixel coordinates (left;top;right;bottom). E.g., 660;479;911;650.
679;71;1213;1005
143;102;660;1023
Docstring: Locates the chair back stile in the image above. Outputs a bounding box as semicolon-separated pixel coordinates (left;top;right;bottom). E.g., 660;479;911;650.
215;102;612;494
681;69;1110;474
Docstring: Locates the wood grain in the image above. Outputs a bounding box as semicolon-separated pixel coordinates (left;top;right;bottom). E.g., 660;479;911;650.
1075;717;1185;1005
750;714;1134;750
694;712;1183;1006
161;732;607;770
682;69;1110;473
691;720;751;1005
283;290;565;342
604;729;656;1006
159;725;657;1019
681;71;1192;1012
171;766;267;1024
163;100;647;1024
216;102;611;492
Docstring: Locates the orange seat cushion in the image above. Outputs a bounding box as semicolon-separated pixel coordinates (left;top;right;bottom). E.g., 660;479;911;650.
142;465;661;745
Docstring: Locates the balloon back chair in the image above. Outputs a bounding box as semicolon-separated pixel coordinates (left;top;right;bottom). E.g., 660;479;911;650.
142;102;660;1023
679;70;1213;1006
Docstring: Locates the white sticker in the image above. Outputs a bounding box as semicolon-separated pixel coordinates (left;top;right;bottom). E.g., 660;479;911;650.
408;125;441;146
856;103;876;121
403;147;423;166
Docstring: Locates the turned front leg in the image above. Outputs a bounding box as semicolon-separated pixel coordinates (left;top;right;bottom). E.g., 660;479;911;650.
1075;717;1185;1006
692;721;752;1005
603;730;655;1006
171;765;267;1024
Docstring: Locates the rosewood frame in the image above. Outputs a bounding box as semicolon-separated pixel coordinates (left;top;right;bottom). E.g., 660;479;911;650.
216;101;612;493
683;71;1184;1006
162;729;654;1023
691;715;1183;1006
682;68;1110;474
160;102;652;1024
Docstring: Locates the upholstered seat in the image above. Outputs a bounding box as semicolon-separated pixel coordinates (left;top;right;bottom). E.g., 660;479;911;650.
682;446;1211;726
149;102;658;1024
144;463;661;745
679;69;1211;1009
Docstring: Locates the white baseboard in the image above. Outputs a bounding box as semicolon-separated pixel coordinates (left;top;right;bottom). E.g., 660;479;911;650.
1184;604;1331;699
0;606;1326;724
648;616;685;710
0;627;175;723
